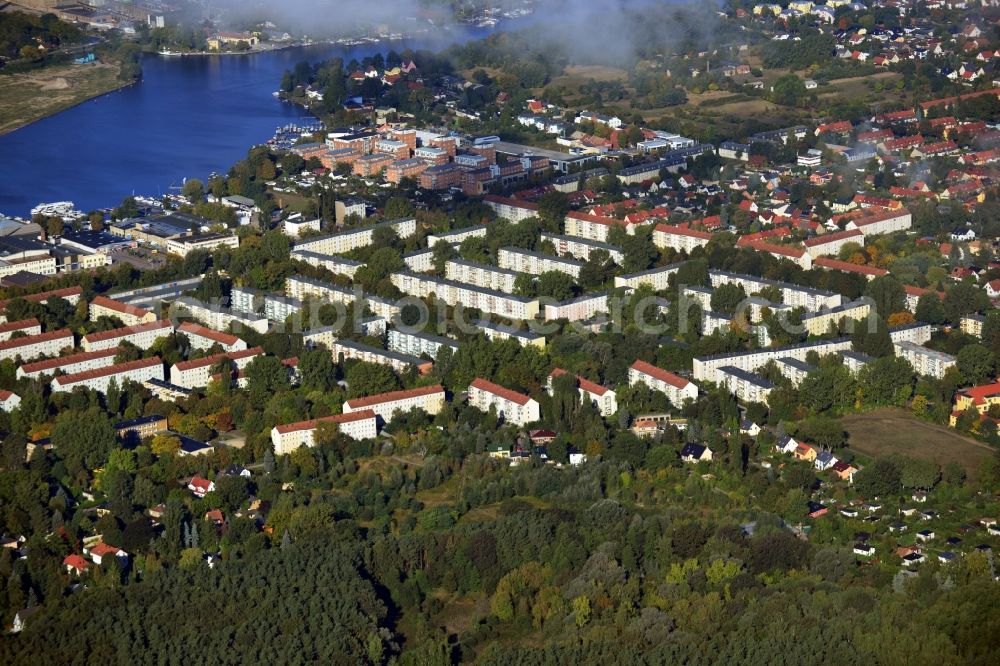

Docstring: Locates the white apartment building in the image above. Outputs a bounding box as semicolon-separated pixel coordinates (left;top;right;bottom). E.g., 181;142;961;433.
546;368;617;416
0;285;83;323
283;215;322;238
682;286;713;310
177;321;248;353
170;296;269;335
82;320;173;352
169;347;263;389
403;249;435;273
0;318;41;342
51;357;164;394
264;295;304;323
328;338;432;375
540;232;624;264
628;359;699;406
800;299;872;336
270;410;378;455
390;271;540;320
839;350;873;374
652;224;713;253
960;314;985;338
290;248;363;279
290;218;417;255
498;247;583;278
615;264;684;292
845;208;912;237
468;377;540;426
386;329;459;360
88;295;157;327
563;212;628;243
284;275;357;307
709;270;842;311
0;389;21;412
773;356;816;387
475;320;545;348
889;323;932;346
894;341;956;378
229;286;263;315
0;254;57;279
445;259;519;293
543;292;609;322
427;225;488;247
803;229;865;259
483;195;539;222
716;365;775;405
342;384;446;422
17;347;118;380
702;310;734;336
165;234;239;258
0;329;75;362
693;338;853;383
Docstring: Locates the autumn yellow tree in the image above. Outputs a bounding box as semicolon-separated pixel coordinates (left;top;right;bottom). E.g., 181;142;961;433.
151;434;181;456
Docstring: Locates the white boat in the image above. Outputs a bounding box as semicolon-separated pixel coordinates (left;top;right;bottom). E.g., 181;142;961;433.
158;50;182;57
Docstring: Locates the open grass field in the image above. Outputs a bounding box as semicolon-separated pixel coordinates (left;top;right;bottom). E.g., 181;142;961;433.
840;408;995;479
0;60;124;135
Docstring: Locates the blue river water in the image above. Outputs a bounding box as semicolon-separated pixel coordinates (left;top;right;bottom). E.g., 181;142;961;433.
0;23;509;217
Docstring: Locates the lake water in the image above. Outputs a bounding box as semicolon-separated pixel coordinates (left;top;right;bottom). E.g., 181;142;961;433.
0;23;509;217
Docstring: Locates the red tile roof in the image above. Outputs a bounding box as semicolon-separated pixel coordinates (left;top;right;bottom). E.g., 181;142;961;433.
469;377;532;405
83;320;172;344
345;384;444;409
53;357;162;387
959;381;1000;406
172;346;263;372
630;359;690;390
63;554;90;571
654;223;713;240
0;318;40;334
548;367;611;396
90;295;152;319
89;542;124;557
803;229;863;247
0;328;73;352
178;321;240;346
0;389;15;401
0;286;83;313
744;240;806;258
18;347;119;374
813;257;888;276
273;409;376;434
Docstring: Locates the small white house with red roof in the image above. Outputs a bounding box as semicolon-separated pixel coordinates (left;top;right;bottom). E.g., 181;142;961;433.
188;475;216;498
0;389;21;412
84;542;128;565
63;553;90;575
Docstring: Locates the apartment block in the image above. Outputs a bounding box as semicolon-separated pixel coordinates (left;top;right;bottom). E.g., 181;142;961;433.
960;314;985;338
82;320;173;352
468;377;540;426
539;232;624;264
390;271;540;320
445;259;519;293
343;384;446;422
0;329;75;362
89;295;158;327
427;225;488;247
800;299;871;336
802;229;865;259
291;218;416;256
270;410;378;455
475;320;545;348
483;195;539;222
894;341;956;378
170;297;268;335
717;365;775;405
652;224;713;253
0;286;83;323
169;347;263;389
285;274;357;307
290;249;363;279
177;321;248;353
693;338;853;383
615;264;684;292
327;338;433;375
0;318;41;343
889;323;933;346
386;329;459;360
498;247;583;278
773;356;816;387
708;270;842;311
17;347;118;380
51;357;164;395
543;292;609;322
546;368;617;416
628;359;698;406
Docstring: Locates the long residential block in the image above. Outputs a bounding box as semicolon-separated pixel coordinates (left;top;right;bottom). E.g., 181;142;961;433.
0;329;75;362
498;247;583;278
290;218;416;255
693;338;853;383
169;347;263;389
0;318;42;342
391;271;540;320
270;410;378;455
540;232;624;263
51;357;164;395
17;347;119;380
547;368;617;416
343;384;446;422
82;320;173;352
445;259;519;293
468;377;540;426
89;295;157;327
628;359;698;407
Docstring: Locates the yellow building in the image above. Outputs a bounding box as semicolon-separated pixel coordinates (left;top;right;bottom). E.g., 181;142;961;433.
950;381;1000;425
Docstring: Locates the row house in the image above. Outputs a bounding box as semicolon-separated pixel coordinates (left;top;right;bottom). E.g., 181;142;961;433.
177;321;248;353
386;329;459;360
270;410;378;455
468;377;540;426
0;318;41;343
546;368;617;416
16;347;118;380
540;232;624;264
51;357;164;395
0;328;75;362
498;247;583;278
289;249;363;279
445;258;519;292
693;337;853;383
89;295;157;327
390;271;540;320
475;320;545;348
169;347;263;389
652;224;713;253
343;384;446;423
628;359;698;407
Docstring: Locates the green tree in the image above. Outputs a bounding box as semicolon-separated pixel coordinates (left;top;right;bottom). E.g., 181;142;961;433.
957;344;995;385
